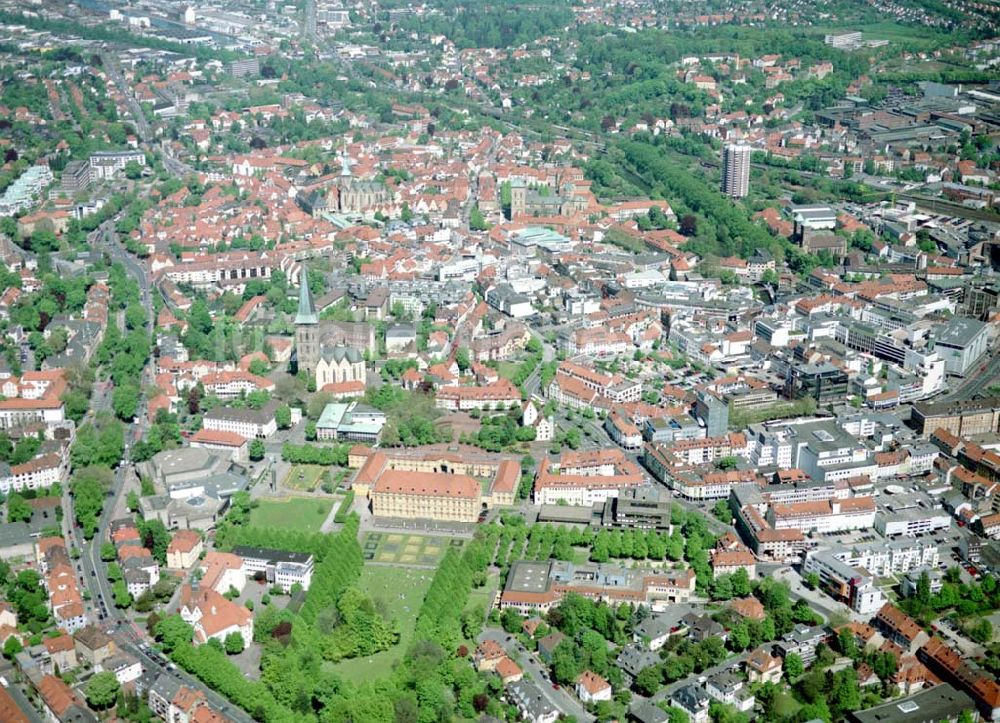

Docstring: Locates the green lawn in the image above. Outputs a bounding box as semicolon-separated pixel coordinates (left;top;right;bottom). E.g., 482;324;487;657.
328;565;434;682
802;21;955;45
497;361;520;380
284;464;326;491
466;571;498;616
772;691;801;718
249;497;334;533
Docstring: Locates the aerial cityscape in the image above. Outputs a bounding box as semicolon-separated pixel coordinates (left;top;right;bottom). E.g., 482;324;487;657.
1;1;1000;722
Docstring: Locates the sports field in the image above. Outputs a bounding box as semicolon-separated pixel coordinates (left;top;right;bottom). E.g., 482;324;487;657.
248;497;334;533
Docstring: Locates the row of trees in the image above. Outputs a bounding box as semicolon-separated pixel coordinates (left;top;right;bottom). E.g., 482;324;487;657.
414;526;498;652
281;442;350;466
70;464;113;539
299;515;363;627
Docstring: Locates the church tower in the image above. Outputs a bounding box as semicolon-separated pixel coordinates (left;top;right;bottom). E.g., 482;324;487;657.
295;266;320;378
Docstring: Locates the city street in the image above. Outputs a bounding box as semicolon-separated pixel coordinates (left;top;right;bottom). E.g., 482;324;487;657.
478;629;595;722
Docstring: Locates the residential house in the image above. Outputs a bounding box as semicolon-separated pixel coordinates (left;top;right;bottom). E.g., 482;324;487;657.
577;670;612;703
73;625;115;667
746;647;783;684
167;530;203;570
671;684;711;723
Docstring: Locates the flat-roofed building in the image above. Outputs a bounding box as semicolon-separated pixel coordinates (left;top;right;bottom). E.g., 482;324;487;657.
931;317;989;376
912;397;1000;437
499;559;696;615
847;684;975;723
316;401;386;442
599;485;672;529
232;545;313;592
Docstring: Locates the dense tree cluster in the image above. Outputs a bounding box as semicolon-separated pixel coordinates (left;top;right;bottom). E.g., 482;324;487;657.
390;0;574;49
6;569;50;632
70;413;124;469
70;464;114;539
460;412;536;451
131;410;183;462
316;586;398;661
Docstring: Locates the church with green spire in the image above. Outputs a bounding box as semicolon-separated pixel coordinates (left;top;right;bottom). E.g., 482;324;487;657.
295;269;320;377
294;269;374;392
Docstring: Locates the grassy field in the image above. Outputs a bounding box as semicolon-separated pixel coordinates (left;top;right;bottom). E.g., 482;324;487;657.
772;691;801;718
361;532;461;567
328;565;434;682
802;21;955;46
284;464;326;491
249;497;334;533
497;361;520;380
466;571;499;616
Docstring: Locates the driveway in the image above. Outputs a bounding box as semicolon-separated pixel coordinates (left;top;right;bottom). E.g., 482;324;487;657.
772;568;854;623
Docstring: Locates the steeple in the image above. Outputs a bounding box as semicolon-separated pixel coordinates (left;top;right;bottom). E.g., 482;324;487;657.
295;266;318;325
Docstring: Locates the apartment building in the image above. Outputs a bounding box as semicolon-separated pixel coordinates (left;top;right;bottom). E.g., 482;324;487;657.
148;673;227;722
913;397;1000;437
198;551;246;596
533;450;645;506
605;407;643;450
0;453;65;494
802;549;885;615
767;497;876;534
0;370;68;429
875;604;929;653
88;150;146;180
202;400;279;439
559;326;631;357
918;636;1000;721
732;494;811;562
166;530;203;570
553;361;642;404
199;371;276;400
644;432;750;477
435;379;522;411
157;250;288;291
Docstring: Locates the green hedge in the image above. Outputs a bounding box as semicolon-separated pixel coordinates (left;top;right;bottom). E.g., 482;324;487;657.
333;491;355;524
